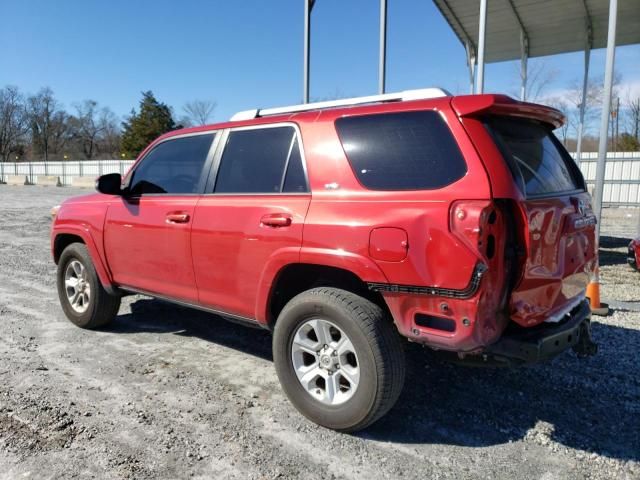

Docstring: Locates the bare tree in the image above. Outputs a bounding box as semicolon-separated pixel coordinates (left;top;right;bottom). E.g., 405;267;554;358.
561;77;603;140
626;92;640;141
70;100;101;159
511;60;559;102
0;86;29;161
70;100;119;159
27;87;71;161
100;117;122;158
49;110;72;158
546;97;572;145
182;100;216;126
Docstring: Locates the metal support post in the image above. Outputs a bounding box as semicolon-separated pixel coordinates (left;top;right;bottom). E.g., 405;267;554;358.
475;0;487;94
378;0;388;94
576;45;591;166
303;0;314;103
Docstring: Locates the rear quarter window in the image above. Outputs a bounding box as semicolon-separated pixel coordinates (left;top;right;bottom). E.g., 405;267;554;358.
335;110;467;190
485;117;585;197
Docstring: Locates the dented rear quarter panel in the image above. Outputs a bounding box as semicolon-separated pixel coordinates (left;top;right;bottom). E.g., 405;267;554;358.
297;98;508;351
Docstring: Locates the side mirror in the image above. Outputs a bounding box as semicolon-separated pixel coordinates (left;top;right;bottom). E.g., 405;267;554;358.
96;173;122;195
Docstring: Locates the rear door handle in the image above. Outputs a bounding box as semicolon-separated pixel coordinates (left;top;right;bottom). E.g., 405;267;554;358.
166;212;190;224
260;214;292;228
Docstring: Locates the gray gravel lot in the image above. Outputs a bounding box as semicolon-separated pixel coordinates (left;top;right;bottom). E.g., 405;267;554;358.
0;185;638;480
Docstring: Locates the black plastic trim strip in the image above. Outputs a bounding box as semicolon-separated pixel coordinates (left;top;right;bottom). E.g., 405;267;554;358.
367;263;488;299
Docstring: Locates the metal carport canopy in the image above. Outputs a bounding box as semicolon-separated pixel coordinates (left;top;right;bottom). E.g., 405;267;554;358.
433;0;640;63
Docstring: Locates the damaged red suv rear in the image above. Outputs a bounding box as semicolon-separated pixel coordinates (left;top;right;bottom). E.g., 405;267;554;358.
51;89;598;432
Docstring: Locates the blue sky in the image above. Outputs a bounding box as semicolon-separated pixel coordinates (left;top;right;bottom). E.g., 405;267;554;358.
2;0;638;123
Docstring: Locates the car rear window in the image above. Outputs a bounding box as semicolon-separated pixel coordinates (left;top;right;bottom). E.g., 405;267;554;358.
335;110;467;191
485;116;584;197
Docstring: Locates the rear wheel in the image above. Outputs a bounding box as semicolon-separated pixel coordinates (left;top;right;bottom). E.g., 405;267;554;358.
273;287;405;432
56;243;120;329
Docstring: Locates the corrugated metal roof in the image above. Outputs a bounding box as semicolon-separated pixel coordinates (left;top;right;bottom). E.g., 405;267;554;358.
433;0;640;62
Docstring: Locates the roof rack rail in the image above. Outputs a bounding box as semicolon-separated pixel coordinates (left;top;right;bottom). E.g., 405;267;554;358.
230;87;451;121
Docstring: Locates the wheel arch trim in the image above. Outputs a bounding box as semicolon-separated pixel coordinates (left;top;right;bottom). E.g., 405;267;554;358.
52;226;116;294
256;247;389;323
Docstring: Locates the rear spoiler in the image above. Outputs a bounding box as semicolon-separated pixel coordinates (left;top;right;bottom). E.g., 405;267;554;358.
450;94;564;129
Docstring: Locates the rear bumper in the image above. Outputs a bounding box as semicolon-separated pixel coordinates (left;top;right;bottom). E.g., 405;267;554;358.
483;299;597;364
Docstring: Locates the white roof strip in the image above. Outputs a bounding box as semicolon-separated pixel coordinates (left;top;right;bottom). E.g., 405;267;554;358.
230;87;451;121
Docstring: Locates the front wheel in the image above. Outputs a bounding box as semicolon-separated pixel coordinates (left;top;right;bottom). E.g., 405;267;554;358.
273;287;405;432
56;242;121;329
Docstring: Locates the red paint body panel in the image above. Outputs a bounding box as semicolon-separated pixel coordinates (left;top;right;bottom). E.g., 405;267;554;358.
51;93;596;354
51;193;115;287
191;195;310;321
629;238;640;269
104;196;199;302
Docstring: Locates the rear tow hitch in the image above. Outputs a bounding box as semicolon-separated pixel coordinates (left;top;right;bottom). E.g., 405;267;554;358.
573;321;598;358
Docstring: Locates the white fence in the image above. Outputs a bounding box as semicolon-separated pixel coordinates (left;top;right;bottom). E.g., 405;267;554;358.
2;153;640;205
0;160;135;186
573;152;640;206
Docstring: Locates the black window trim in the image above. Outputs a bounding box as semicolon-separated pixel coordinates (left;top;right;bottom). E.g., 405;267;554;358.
204;122;311;196
123;130;221;197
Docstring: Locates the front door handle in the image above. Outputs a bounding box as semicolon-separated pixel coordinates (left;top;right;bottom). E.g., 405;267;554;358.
260;213;292;228
166;212;190;224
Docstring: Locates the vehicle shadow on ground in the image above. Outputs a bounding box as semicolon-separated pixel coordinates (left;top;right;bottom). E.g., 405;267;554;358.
107;298;273;361
600;235;631;250
105;298;639;462
365;323;639;461
599;235;631;267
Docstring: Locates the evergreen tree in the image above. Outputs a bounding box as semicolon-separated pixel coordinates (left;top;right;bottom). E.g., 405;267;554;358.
121;91;175;158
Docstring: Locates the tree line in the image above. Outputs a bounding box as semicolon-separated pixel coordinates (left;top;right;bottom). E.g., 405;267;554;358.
511;61;640;152
0;86;216;162
2;74;639;163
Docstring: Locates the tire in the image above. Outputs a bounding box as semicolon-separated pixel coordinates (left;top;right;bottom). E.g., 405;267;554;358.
273;287;405;432
56;242;121;329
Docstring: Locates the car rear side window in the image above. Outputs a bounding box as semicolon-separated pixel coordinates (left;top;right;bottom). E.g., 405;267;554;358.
214;126;308;194
282;138;307;193
128;133;215;195
335;110;467;190
485;116;583;197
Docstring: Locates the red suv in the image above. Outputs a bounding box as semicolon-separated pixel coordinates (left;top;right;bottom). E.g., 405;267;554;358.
51;89;598;432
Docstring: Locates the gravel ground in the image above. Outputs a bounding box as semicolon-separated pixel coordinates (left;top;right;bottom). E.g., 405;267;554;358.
0;185;638;480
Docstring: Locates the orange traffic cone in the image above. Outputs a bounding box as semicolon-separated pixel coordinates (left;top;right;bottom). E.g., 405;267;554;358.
586;267;609;316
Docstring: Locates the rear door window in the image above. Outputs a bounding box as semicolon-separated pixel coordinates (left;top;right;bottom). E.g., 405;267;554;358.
214;126;308;194
335;110;467;190
485;117;584;197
